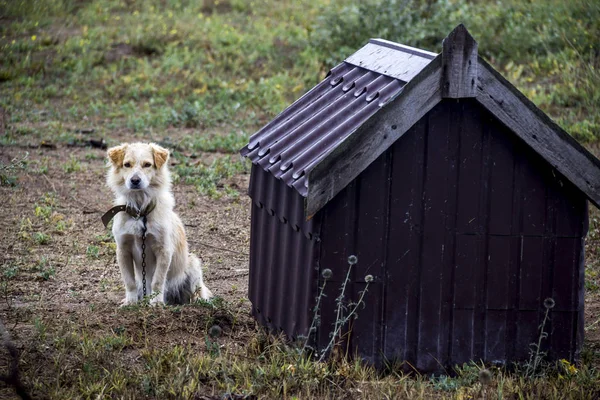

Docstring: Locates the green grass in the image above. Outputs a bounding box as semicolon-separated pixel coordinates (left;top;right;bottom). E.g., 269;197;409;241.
310;0;600;142
12;300;600;399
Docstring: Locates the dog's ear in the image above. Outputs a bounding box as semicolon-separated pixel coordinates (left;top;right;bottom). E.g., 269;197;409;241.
107;144;127;167
150;143;170;169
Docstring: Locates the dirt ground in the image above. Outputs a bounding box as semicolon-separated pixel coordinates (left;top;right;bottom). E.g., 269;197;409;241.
0;134;259;395
0;142;252;304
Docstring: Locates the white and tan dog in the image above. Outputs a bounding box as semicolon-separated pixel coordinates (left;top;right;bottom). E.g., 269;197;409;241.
106;142;212;305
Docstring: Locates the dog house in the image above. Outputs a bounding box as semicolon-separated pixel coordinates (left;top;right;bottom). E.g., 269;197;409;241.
240;25;600;372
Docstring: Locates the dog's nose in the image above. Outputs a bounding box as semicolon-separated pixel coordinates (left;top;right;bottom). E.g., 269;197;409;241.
130;177;141;186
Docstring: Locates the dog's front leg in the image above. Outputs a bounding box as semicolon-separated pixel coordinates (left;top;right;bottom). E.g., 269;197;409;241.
116;245;137;306
149;249;172;305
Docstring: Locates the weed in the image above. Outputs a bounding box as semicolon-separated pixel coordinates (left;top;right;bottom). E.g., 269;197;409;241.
1;263;20;279
430;375;460;391
34;317;47;341
84;152;101;160
86;245;100;259
0;152;28;186
63;156;82;173
34;256;55;280
525;298;555;378
173;156;248;198
33;231;51;245
55;219;68;232
205;334;221;358
318;256;372;362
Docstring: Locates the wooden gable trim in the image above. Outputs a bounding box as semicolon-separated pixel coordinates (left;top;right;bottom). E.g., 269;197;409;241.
475;57;600;208
306;55;443;218
441;24;478;98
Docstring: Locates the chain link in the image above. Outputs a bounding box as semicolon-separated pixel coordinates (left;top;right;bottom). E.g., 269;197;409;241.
141;216;147;298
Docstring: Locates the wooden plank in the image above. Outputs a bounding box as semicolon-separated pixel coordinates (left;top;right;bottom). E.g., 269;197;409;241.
519;151;547;236
554;182;587;237
345;41;435;83
354;154;389;280
439;101;461;369
348;283;382;364
476;58;600;209
515;311;539;361
384;121;427;364
306;56;443;217
485;310;507;362
549;311;576;360
486;236;511;309
519;237;544;310
487;114;516;235
552;238;579;311
416;105;452;371
451;309;474;365
454;235;479;308
441;24;478;98
456;101;484;233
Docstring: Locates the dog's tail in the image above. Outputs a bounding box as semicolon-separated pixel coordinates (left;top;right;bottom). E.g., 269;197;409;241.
165;254;212;305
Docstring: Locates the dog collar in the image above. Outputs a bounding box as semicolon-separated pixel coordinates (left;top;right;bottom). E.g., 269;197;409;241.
101;199;156;228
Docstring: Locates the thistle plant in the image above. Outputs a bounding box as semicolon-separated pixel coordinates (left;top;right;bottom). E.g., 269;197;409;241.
525;297;555;378
300;268;332;353
317;255;373;362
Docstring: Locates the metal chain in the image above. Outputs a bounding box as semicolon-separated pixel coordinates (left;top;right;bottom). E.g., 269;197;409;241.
141;216;147;298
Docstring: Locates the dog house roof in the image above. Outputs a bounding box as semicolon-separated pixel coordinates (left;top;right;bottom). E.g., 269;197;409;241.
240;39;437;196
241;25;600;217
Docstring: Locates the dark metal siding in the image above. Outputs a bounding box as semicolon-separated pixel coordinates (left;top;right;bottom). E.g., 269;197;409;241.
314;99;587;372
247;165;320;338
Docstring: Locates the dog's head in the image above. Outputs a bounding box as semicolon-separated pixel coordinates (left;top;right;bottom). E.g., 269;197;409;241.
106;142;170;194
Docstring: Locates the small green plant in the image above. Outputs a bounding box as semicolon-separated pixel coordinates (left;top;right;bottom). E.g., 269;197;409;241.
35;256;55;280
55;219;68;232
205;324;222;357
86;245;100;259
430;375;460;391
33;231;50;245
173;156;248;198
34;317;47;341
1;263;20;279
34;205;52;220
0;152;28;186
63;156;82;173
84;152;101;160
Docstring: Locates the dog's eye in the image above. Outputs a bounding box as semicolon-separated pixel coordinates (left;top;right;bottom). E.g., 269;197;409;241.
143;162;152;168
123;162;131;168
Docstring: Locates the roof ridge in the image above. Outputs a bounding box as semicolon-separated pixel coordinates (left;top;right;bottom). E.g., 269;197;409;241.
368;38;437;59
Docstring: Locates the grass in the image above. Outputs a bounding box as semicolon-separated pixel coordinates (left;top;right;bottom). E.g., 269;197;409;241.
0;152;28;186
1;0;600;398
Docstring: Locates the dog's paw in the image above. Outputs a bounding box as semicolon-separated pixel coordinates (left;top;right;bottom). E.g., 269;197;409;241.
149;297;165;307
200;284;213;300
120;297;137;307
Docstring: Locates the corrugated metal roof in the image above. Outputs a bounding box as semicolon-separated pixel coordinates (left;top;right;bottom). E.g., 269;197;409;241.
240;39;436;197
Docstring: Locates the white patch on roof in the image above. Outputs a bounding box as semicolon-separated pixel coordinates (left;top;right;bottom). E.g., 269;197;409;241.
345;38;437;83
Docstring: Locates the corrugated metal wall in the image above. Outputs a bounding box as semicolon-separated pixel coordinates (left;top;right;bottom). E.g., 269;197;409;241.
247;166;321;338
315;99;587;372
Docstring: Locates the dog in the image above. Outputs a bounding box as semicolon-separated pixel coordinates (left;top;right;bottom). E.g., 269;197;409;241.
105;142;212;305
